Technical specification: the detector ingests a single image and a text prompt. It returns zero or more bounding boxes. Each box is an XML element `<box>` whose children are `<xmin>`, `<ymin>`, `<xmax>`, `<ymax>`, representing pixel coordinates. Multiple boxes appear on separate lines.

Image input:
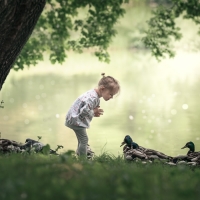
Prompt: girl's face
<box><xmin>100</xmin><ymin>87</ymin><xmax>118</xmax><ymax>101</ymax></box>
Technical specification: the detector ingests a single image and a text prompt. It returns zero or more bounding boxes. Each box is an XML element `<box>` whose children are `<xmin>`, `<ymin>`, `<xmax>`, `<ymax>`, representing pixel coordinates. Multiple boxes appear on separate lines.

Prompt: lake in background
<box><xmin>1</xmin><ymin>2</ymin><xmax>200</xmax><ymax>156</ymax></box>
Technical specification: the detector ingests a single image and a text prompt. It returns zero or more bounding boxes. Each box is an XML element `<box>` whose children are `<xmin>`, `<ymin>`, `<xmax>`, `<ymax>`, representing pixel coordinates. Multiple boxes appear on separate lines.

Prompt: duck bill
<box><xmin>181</xmin><ymin>145</ymin><xmax>187</xmax><ymax>149</ymax></box>
<box><xmin>120</xmin><ymin>142</ymin><xmax>125</xmax><ymax>147</ymax></box>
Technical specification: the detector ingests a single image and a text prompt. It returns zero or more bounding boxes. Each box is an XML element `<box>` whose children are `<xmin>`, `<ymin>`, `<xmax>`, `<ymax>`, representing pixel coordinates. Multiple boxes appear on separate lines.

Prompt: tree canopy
<box><xmin>15</xmin><ymin>0</ymin><xmax>200</xmax><ymax>70</ymax></box>
<box><xmin>143</xmin><ymin>0</ymin><xmax>200</xmax><ymax>61</ymax></box>
<box><xmin>14</xmin><ymin>0</ymin><xmax>127</xmax><ymax>71</ymax></box>
<box><xmin>1</xmin><ymin>0</ymin><xmax>200</xmax><ymax>87</ymax></box>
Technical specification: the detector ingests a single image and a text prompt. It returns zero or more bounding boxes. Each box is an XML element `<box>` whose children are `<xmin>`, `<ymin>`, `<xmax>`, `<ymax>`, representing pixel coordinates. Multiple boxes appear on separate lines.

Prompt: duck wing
<box><xmin>139</xmin><ymin>146</ymin><xmax>171</xmax><ymax>159</ymax></box>
<box><xmin>188</xmin><ymin>151</ymin><xmax>200</xmax><ymax>159</ymax></box>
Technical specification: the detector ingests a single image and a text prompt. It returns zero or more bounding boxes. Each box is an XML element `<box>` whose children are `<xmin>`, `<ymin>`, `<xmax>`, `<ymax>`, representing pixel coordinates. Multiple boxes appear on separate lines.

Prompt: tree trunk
<box><xmin>0</xmin><ymin>0</ymin><xmax>46</xmax><ymax>91</ymax></box>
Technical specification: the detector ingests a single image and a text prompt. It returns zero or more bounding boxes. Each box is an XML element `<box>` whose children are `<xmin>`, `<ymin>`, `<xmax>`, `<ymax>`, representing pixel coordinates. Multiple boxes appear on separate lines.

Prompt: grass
<box><xmin>0</xmin><ymin>152</ymin><xmax>200</xmax><ymax>200</ymax></box>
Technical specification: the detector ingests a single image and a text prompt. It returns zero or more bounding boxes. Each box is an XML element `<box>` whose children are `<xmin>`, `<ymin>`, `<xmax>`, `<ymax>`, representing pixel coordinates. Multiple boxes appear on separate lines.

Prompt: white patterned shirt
<box><xmin>66</xmin><ymin>89</ymin><xmax>100</xmax><ymax>128</ymax></box>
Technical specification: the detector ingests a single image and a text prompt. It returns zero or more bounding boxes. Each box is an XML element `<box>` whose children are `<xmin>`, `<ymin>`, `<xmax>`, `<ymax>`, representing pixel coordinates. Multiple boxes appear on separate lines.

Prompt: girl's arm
<box><xmin>79</xmin><ymin>98</ymin><xmax>95</xmax><ymax>119</ymax></box>
<box><xmin>93</xmin><ymin>106</ymin><xmax>104</xmax><ymax>117</ymax></box>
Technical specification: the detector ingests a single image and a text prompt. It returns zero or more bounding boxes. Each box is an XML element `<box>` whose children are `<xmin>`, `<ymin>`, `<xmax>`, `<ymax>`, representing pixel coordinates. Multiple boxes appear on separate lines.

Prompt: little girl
<box><xmin>65</xmin><ymin>73</ymin><xmax>120</xmax><ymax>157</ymax></box>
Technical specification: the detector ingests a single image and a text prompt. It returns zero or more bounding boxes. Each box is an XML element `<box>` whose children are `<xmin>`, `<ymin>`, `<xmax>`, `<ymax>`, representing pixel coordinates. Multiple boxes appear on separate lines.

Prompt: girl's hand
<box><xmin>94</xmin><ymin>106</ymin><xmax>104</xmax><ymax>117</ymax></box>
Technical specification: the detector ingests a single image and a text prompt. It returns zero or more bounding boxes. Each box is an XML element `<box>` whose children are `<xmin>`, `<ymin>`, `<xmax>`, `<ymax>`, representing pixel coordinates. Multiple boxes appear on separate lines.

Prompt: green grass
<box><xmin>0</xmin><ymin>152</ymin><xmax>200</xmax><ymax>200</ymax></box>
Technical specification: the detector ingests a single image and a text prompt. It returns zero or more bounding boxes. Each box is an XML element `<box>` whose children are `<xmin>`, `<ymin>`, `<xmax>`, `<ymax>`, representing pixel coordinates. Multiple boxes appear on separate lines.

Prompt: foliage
<box><xmin>14</xmin><ymin>0</ymin><xmax>127</xmax><ymax>70</ymax></box>
<box><xmin>143</xmin><ymin>0</ymin><xmax>200</xmax><ymax>60</ymax></box>
<box><xmin>0</xmin><ymin>152</ymin><xmax>200</xmax><ymax>199</ymax></box>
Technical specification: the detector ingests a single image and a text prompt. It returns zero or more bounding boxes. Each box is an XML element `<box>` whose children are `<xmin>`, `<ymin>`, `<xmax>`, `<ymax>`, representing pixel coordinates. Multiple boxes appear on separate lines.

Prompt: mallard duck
<box><xmin>173</xmin><ymin>141</ymin><xmax>200</xmax><ymax>164</ymax></box>
<box><xmin>181</xmin><ymin>141</ymin><xmax>200</xmax><ymax>157</ymax></box>
<box><xmin>20</xmin><ymin>138</ymin><xmax>44</xmax><ymax>152</ymax></box>
<box><xmin>120</xmin><ymin>135</ymin><xmax>147</xmax><ymax>160</ymax></box>
<box><xmin>120</xmin><ymin>135</ymin><xmax>172</xmax><ymax>161</ymax></box>
<box><xmin>21</xmin><ymin>138</ymin><xmax>59</xmax><ymax>155</ymax></box>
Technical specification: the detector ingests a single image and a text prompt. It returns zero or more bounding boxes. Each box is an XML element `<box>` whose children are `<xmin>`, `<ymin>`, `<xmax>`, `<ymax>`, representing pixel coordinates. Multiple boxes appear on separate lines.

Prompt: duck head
<box><xmin>120</xmin><ymin>135</ymin><xmax>139</xmax><ymax>149</ymax></box>
<box><xmin>181</xmin><ymin>141</ymin><xmax>195</xmax><ymax>153</ymax></box>
<box><xmin>120</xmin><ymin>135</ymin><xmax>133</xmax><ymax>147</ymax></box>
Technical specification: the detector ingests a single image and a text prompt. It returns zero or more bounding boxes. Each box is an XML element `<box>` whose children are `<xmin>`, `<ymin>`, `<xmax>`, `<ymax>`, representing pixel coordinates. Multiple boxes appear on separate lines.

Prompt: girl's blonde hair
<box><xmin>98</xmin><ymin>73</ymin><xmax>120</xmax><ymax>93</ymax></box>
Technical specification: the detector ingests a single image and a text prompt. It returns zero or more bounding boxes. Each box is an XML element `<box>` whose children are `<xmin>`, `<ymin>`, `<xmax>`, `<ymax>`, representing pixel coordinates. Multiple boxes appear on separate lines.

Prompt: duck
<box><xmin>181</xmin><ymin>141</ymin><xmax>200</xmax><ymax>157</ymax></box>
<box><xmin>120</xmin><ymin>135</ymin><xmax>147</xmax><ymax>160</ymax></box>
<box><xmin>20</xmin><ymin>138</ymin><xmax>44</xmax><ymax>152</ymax></box>
<box><xmin>21</xmin><ymin>138</ymin><xmax>59</xmax><ymax>155</ymax></box>
<box><xmin>120</xmin><ymin>135</ymin><xmax>172</xmax><ymax>161</ymax></box>
<box><xmin>173</xmin><ymin>141</ymin><xmax>200</xmax><ymax>164</ymax></box>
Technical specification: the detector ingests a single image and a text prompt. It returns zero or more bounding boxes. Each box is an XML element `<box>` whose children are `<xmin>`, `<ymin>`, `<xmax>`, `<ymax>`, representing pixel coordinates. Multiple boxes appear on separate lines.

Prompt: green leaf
<box><xmin>42</xmin><ymin>144</ymin><xmax>51</xmax><ymax>155</ymax></box>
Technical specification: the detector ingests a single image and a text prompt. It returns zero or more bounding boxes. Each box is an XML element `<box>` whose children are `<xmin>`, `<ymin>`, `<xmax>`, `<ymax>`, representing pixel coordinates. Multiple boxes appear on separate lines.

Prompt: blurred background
<box><xmin>1</xmin><ymin>1</ymin><xmax>200</xmax><ymax>156</ymax></box>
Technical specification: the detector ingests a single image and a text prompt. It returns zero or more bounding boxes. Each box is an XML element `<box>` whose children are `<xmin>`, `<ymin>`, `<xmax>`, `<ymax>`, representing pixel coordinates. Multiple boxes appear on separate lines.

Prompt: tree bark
<box><xmin>0</xmin><ymin>0</ymin><xmax>46</xmax><ymax>90</ymax></box>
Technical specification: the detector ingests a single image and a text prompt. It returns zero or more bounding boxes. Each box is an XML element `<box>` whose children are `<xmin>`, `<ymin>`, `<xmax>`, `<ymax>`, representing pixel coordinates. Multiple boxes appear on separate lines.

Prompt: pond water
<box><xmin>1</xmin><ymin>3</ymin><xmax>200</xmax><ymax>156</ymax></box>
